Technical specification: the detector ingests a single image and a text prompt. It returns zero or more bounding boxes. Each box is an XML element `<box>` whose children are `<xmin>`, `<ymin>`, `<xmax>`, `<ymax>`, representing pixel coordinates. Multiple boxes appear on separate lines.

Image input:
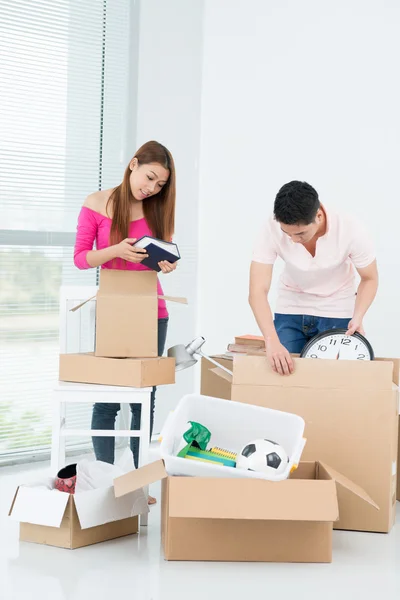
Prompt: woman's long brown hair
<box><xmin>107</xmin><ymin>141</ymin><xmax>176</xmax><ymax>245</ymax></box>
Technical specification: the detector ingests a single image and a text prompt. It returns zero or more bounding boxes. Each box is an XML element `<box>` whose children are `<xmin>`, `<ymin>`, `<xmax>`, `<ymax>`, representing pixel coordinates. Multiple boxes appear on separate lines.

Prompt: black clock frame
<box><xmin>300</xmin><ymin>328</ymin><xmax>374</xmax><ymax>360</ymax></box>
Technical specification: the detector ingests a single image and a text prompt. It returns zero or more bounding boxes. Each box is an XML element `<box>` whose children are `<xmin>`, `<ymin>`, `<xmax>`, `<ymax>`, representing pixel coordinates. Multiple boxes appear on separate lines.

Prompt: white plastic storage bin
<box><xmin>160</xmin><ymin>394</ymin><xmax>306</xmax><ymax>481</ymax></box>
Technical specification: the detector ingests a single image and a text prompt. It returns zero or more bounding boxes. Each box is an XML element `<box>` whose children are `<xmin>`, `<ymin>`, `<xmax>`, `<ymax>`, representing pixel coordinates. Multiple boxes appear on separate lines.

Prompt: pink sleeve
<box><xmin>252</xmin><ymin>218</ymin><xmax>277</xmax><ymax>264</ymax></box>
<box><xmin>74</xmin><ymin>208</ymin><xmax>97</xmax><ymax>269</ymax></box>
<box><xmin>349</xmin><ymin>223</ymin><xmax>375</xmax><ymax>269</ymax></box>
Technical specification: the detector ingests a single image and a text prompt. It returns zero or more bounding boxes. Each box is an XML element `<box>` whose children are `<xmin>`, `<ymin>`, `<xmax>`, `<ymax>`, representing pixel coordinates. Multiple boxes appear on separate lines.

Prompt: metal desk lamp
<box><xmin>167</xmin><ymin>336</ymin><xmax>233</xmax><ymax>376</ymax></box>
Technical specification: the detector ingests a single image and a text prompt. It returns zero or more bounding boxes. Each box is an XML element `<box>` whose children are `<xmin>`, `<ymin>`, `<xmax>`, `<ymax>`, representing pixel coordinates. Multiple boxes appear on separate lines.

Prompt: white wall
<box><xmin>198</xmin><ymin>0</ymin><xmax>400</xmax><ymax>358</ymax></box>
<box><xmin>135</xmin><ymin>0</ymin><xmax>204</xmax><ymax>431</ymax></box>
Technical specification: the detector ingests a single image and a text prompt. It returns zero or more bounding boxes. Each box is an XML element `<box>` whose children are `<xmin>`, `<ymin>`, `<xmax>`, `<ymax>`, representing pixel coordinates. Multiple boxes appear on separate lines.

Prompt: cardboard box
<box><xmin>208</xmin><ymin>356</ymin><xmax>398</xmax><ymax>533</ymax></box>
<box><xmin>114</xmin><ymin>459</ymin><xmax>377</xmax><ymax>563</ymax></box>
<box><xmin>59</xmin><ymin>353</ymin><xmax>175</xmax><ymax>387</ymax></box>
<box><xmin>9</xmin><ymin>482</ymin><xmax>147</xmax><ymax>549</ymax></box>
<box><xmin>72</xmin><ymin>270</ymin><xmax>187</xmax><ymax>358</ymax></box>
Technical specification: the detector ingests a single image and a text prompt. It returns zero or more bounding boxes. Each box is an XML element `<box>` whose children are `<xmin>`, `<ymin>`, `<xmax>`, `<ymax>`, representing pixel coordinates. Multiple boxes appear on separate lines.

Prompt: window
<box><xmin>0</xmin><ymin>0</ymin><xmax>133</xmax><ymax>463</ymax></box>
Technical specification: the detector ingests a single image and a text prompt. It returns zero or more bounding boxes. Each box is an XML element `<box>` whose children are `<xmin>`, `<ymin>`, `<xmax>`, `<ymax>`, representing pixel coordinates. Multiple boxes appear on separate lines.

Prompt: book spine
<box><xmin>227</xmin><ymin>344</ymin><xmax>266</xmax><ymax>355</ymax></box>
<box><xmin>234</xmin><ymin>337</ymin><xmax>265</xmax><ymax>348</ymax></box>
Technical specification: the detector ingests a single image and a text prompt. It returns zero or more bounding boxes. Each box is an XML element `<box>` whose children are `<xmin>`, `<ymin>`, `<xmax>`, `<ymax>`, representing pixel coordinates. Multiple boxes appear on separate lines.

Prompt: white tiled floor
<box><xmin>1</xmin><ymin>455</ymin><xmax>399</xmax><ymax>600</ymax></box>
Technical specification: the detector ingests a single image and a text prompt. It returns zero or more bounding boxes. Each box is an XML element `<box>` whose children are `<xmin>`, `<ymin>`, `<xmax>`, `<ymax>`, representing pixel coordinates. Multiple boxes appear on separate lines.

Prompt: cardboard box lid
<box><xmin>232</xmin><ymin>355</ymin><xmax>396</xmax><ymax>390</ymax></box>
<box><xmin>9</xmin><ymin>485</ymin><xmax>149</xmax><ymax>530</ymax></box>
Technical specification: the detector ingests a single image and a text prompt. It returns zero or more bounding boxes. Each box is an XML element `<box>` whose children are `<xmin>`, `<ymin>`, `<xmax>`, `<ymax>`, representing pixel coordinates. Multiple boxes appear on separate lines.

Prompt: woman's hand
<box><xmin>114</xmin><ymin>238</ymin><xmax>148</xmax><ymax>263</ymax></box>
<box><xmin>158</xmin><ymin>260</ymin><xmax>177</xmax><ymax>274</ymax></box>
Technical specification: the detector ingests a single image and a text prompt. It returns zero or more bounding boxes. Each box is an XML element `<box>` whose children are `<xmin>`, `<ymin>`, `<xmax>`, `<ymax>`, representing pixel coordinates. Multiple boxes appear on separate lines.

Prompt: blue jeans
<box><xmin>91</xmin><ymin>317</ymin><xmax>169</xmax><ymax>468</ymax></box>
<box><xmin>274</xmin><ymin>313</ymin><xmax>351</xmax><ymax>354</ymax></box>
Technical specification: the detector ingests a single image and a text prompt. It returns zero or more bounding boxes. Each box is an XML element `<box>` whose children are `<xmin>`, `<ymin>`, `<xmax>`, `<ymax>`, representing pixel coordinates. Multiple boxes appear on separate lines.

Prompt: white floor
<box><xmin>1</xmin><ymin>453</ymin><xmax>399</xmax><ymax>600</ymax></box>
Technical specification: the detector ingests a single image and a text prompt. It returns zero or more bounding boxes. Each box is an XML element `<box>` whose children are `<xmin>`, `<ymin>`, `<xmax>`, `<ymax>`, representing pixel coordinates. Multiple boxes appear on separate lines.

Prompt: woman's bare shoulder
<box><xmin>83</xmin><ymin>189</ymin><xmax>114</xmax><ymax>217</ymax></box>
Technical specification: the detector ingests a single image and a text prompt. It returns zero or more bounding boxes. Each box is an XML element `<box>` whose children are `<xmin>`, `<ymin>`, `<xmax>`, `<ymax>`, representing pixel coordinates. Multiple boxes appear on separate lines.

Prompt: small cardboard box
<box><xmin>206</xmin><ymin>355</ymin><xmax>399</xmax><ymax>533</ymax></box>
<box><xmin>114</xmin><ymin>460</ymin><xmax>377</xmax><ymax>563</ymax></box>
<box><xmin>72</xmin><ymin>270</ymin><xmax>187</xmax><ymax>358</ymax></box>
<box><xmin>9</xmin><ymin>481</ymin><xmax>147</xmax><ymax>549</ymax></box>
<box><xmin>59</xmin><ymin>353</ymin><xmax>175</xmax><ymax>387</ymax></box>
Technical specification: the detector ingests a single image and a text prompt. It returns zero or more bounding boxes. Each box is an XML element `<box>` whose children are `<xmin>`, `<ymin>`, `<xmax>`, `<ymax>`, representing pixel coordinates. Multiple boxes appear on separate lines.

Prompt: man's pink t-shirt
<box><xmin>74</xmin><ymin>207</ymin><xmax>168</xmax><ymax>318</ymax></box>
<box><xmin>252</xmin><ymin>207</ymin><xmax>375</xmax><ymax>319</ymax></box>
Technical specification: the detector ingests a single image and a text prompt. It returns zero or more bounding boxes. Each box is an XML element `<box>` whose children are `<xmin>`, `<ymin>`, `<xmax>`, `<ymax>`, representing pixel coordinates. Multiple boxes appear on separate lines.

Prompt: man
<box><xmin>249</xmin><ymin>181</ymin><xmax>378</xmax><ymax>375</ymax></box>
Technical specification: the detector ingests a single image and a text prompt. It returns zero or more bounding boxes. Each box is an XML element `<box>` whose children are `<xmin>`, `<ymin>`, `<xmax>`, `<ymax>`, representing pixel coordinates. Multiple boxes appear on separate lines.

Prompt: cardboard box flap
<box><xmin>70</xmin><ymin>295</ymin><xmax>96</xmax><ymax>312</ymax></box>
<box><xmin>168</xmin><ymin>477</ymin><xmax>339</xmax><ymax>522</ymax></box>
<box><xmin>210</xmin><ymin>366</ymin><xmax>233</xmax><ymax>383</ymax></box>
<box><xmin>232</xmin><ymin>355</ymin><xmax>394</xmax><ymax>390</ymax></box>
<box><xmin>114</xmin><ymin>460</ymin><xmax>167</xmax><ymax>498</ymax></box>
<box><xmin>74</xmin><ymin>486</ymin><xmax>148</xmax><ymax>529</ymax></box>
<box><xmin>318</xmin><ymin>463</ymin><xmax>379</xmax><ymax>510</ymax></box>
<box><xmin>99</xmin><ymin>269</ymin><xmax>157</xmax><ymax>296</ymax></box>
<box><xmin>158</xmin><ymin>295</ymin><xmax>188</xmax><ymax>304</ymax></box>
<box><xmin>9</xmin><ymin>486</ymin><xmax>69</xmax><ymax>528</ymax></box>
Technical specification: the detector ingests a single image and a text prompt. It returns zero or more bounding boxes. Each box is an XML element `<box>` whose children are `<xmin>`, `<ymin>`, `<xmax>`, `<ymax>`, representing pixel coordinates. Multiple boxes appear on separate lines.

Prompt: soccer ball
<box><xmin>236</xmin><ymin>439</ymin><xmax>289</xmax><ymax>477</ymax></box>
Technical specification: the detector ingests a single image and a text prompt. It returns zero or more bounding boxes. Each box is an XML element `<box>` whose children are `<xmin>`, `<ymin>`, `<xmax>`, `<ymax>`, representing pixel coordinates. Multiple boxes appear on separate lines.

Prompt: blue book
<box><xmin>134</xmin><ymin>236</ymin><xmax>181</xmax><ymax>272</ymax></box>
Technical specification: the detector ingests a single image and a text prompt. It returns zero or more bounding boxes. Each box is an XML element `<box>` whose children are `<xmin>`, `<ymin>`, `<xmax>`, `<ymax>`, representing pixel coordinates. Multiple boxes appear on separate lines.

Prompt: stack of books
<box><xmin>224</xmin><ymin>334</ymin><xmax>266</xmax><ymax>357</ymax></box>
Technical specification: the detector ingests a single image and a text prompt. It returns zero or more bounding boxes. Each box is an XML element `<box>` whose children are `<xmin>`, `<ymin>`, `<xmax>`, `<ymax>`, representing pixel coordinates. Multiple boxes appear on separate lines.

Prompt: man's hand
<box><xmin>266</xmin><ymin>337</ymin><xmax>294</xmax><ymax>375</ymax></box>
<box><xmin>347</xmin><ymin>261</ymin><xmax>378</xmax><ymax>336</ymax></box>
<box><xmin>346</xmin><ymin>317</ymin><xmax>365</xmax><ymax>336</ymax></box>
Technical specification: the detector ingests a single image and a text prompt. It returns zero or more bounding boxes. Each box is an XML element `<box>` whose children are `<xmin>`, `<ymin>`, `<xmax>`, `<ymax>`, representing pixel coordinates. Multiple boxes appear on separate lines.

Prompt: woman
<box><xmin>74</xmin><ymin>140</ymin><xmax>177</xmax><ymax>504</ymax></box>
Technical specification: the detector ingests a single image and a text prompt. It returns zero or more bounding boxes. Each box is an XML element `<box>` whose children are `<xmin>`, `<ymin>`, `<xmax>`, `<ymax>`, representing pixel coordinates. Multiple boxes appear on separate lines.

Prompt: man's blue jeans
<box><xmin>274</xmin><ymin>313</ymin><xmax>351</xmax><ymax>354</ymax></box>
<box><xmin>91</xmin><ymin>317</ymin><xmax>169</xmax><ymax>468</ymax></box>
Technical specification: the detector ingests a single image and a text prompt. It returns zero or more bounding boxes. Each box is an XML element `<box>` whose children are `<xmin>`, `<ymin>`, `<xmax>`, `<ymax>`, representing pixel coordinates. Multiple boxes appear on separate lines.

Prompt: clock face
<box><xmin>300</xmin><ymin>329</ymin><xmax>374</xmax><ymax>361</ymax></box>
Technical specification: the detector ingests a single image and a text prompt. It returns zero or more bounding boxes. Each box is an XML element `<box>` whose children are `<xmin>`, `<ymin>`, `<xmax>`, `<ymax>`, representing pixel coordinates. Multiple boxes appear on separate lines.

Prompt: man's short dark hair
<box><xmin>274</xmin><ymin>181</ymin><xmax>320</xmax><ymax>225</ymax></box>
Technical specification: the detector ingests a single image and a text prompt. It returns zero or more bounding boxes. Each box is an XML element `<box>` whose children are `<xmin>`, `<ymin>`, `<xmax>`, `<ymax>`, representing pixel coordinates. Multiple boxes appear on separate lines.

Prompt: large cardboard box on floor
<box><xmin>206</xmin><ymin>355</ymin><xmax>399</xmax><ymax>533</ymax></box>
<box><xmin>59</xmin><ymin>353</ymin><xmax>175</xmax><ymax>387</ymax></box>
<box><xmin>72</xmin><ymin>270</ymin><xmax>186</xmax><ymax>358</ymax></box>
<box><xmin>114</xmin><ymin>459</ymin><xmax>377</xmax><ymax>563</ymax></box>
<box><xmin>9</xmin><ymin>480</ymin><xmax>147</xmax><ymax>549</ymax></box>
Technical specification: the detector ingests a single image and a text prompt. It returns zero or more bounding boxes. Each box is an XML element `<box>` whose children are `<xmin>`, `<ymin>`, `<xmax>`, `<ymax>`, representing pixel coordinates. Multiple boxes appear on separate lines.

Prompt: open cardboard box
<box><xmin>71</xmin><ymin>270</ymin><xmax>187</xmax><ymax>358</ymax></box>
<box><xmin>59</xmin><ymin>353</ymin><xmax>175</xmax><ymax>387</ymax></box>
<box><xmin>9</xmin><ymin>479</ymin><xmax>148</xmax><ymax>549</ymax></box>
<box><xmin>113</xmin><ymin>459</ymin><xmax>378</xmax><ymax>563</ymax></box>
<box><xmin>201</xmin><ymin>354</ymin><xmax>399</xmax><ymax>533</ymax></box>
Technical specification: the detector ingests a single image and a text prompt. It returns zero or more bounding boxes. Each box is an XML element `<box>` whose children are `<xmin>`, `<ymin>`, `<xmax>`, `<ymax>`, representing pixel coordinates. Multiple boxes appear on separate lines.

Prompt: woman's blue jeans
<box><xmin>91</xmin><ymin>317</ymin><xmax>169</xmax><ymax>468</ymax></box>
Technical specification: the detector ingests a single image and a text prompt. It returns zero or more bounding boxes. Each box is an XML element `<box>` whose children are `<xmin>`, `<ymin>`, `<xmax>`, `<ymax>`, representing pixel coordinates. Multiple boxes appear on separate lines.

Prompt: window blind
<box><xmin>0</xmin><ymin>0</ymin><xmax>132</xmax><ymax>462</ymax></box>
